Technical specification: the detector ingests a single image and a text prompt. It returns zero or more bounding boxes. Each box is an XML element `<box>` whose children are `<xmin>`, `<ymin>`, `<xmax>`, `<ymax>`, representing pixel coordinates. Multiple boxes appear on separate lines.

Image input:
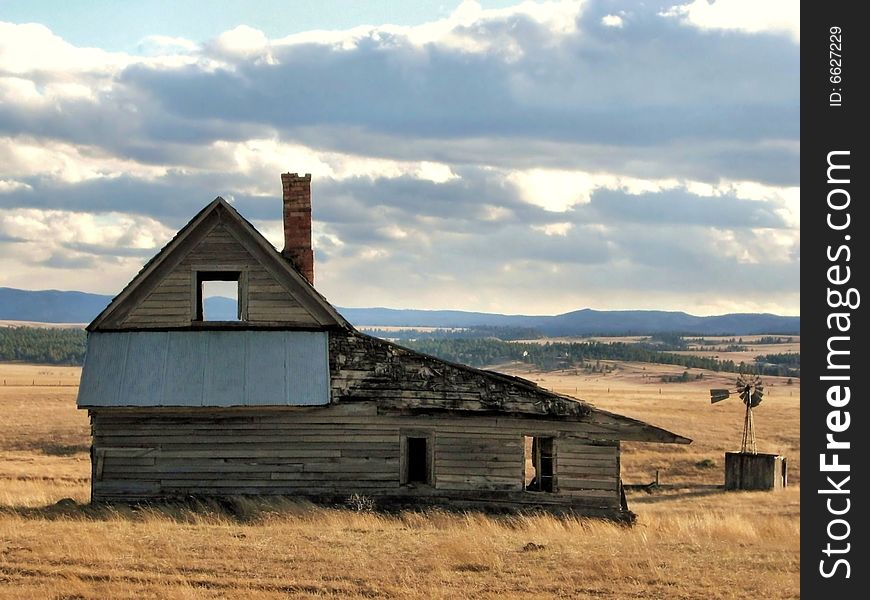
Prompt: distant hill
<box><xmin>202</xmin><ymin>297</ymin><xmax>241</xmax><ymax>321</ymax></box>
<box><xmin>339</xmin><ymin>307</ymin><xmax>800</xmax><ymax>336</ymax></box>
<box><xmin>0</xmin><ymin>287</ymin><xmax>799</xmax><ymax>335</ymax></box>
<box><xmin>0</xmin><ymin>287</ymin><xmax>112</xmax><ymax>324</ymax></box>
<box><xmin>0</xmin><ymin>288</ymin><xmax>240</xmax><ymax>324</ymax></box>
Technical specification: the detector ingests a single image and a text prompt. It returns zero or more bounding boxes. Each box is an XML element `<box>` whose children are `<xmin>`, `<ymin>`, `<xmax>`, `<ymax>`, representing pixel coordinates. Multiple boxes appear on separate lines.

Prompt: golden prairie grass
<box><xmin>0</xmin><ymin>362</ymin><xmax>800</xmax><ymax>599</ymax></box>
<box><xmin>527</xmin><ymin>364</ymin><xmax>800</xmax><ymax>486</ymax></box>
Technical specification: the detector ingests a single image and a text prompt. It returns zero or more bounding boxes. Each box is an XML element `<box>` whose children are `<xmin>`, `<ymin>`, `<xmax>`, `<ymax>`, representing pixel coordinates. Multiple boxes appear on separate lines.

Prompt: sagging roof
<box><xmin>331</xmin><ymin>330</ymin><xmax>692</xmax><ymax>444</ymax></box>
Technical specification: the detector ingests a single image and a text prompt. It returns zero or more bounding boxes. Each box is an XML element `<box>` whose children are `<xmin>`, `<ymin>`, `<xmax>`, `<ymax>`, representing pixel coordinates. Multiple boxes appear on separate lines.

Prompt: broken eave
<box><xmin>331</xmin><ymin>331</ymin><xmax>691</xmax><ymax>444</ymax></box>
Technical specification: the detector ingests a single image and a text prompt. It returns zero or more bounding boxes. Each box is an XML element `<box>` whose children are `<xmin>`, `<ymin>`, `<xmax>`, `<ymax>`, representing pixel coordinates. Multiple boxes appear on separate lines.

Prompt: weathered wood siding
<box><xmin>90</xmin><ymin>403</ymin><xmax>623</xmax><ymax>512</ymax></box>
<box><xmin>121</xmin><ymin>223</ymin><xmax>320</xmax><ymax>328</ymax></box>
<box><xmin>329</xmin><ymin>330</ymin><xmax>590</xmax><ymax>420</ymax></box>
<box><xmin>556</xmin><ymin>437</ymin><xmax>620</xmax><ymax>497</ymax></box>
<box><xmin>724</xmin><ymin>452</ymin><xmax>787</xmax><ymax>491</ymax></box>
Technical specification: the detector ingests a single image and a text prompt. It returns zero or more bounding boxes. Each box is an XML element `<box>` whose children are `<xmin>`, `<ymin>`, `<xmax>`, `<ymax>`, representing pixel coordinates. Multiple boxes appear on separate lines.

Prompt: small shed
<box><xmin>724</xmin><ymin>452</ymin><xmax>787</xmax><ymax>491</ymax></box>
<box><xmin>76</xmin><ymin>173</ymin><xmax>691</xmax><ymax>519</ymax></box>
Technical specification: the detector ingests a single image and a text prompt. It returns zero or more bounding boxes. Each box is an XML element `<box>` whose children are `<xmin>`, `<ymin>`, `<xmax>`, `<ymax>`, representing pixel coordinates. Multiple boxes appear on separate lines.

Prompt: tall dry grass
<box><xmin>529</xmin><ymin>366</ymin><xmax>800</xmax><ymax>486</ymax></box>
<box><xmin>0</xmin><ymin>362</ymin><xmax>800</xmax><ymax>599</ymax></box>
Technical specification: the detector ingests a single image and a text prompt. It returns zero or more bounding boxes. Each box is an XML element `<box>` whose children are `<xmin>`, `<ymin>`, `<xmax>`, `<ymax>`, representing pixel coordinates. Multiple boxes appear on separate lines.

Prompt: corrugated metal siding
<box><xmin>77</xmin><ymin>331</ymin><xmax>329</xmax><ymax>407</ymax></box>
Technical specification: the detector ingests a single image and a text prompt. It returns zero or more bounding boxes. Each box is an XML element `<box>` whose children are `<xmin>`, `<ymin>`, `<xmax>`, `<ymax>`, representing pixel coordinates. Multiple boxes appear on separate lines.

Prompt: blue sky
<box><xmin>0</xmin><ymin>1</ymin><xmax>799</xmax><ymax>315</ymax></box>
<box><xmin>1</xmin><ymin>1</ymin><xmax>518</xmax><ymax>51</ymax></box>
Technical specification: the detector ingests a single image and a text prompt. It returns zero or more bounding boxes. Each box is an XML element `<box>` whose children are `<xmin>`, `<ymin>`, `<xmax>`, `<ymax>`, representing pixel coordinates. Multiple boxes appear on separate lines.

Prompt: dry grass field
<box><xmin>0</xmin><ymin>358</ymin><xmax>799</xmax><ymax>599</ymax></box>
<box><xmin>513</xmin><ymin>335</ymin><xmax>801</xmax><ymax>367</ymax></box>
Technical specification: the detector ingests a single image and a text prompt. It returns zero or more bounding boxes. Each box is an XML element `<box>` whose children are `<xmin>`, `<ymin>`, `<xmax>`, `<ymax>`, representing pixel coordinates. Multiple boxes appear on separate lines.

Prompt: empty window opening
<box><xmin>524</xmin><ymin>436</ymin><xmax>554</xmax><ymax>492</ymax></box>
<box><xmin>406</xmin><ymin>437</ymin><xmax>430</xmax><ymax>484</ymax></box>
<box><xmin>197</xmin><ymin>272</ymin><xmax>241</xmax><ymax>321</ymax></box>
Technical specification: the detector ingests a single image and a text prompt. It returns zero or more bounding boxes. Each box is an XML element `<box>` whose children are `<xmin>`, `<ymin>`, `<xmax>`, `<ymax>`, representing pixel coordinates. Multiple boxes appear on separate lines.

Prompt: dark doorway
<box><xmin>524</xmin><ymin>436</ymin><xmax>554</xmax><ymax>492</ymax></box>
<box><xmin>406</xmin><ymin>437</ymin><xmax>429</xmax><ymax>484</ymax></box>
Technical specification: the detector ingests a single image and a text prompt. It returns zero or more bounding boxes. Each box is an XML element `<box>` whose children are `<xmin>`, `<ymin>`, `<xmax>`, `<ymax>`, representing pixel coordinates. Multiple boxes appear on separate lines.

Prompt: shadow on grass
<box><xmin>3</xmin><ymin>441</ymin><xmax>90</xmax><ymax>456</ymax></box>
<box><xmin>627</xmin><ymin>484</ymin><xmax>728</xmax><ymax>504</ymax></box>
<box><xmin>0</xmin><ymin>496</ymin><xmax>325</xmax><ymax>524</ymax></box>
<box><xmin>38</xmin><ymin>443</ymin><xmax>90</xmax><ymax>456</ymax></box>
<box><xmin>2</xmin><ymin>495</ymin><xmax>637</xmax><ymax>526</ymax></box>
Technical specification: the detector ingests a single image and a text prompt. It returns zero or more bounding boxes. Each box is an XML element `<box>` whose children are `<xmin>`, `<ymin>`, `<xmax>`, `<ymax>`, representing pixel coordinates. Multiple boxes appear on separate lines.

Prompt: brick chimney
<box><xmin>281</xmin><ymin>172</ymin><xmax>314</xmax><ymax>285</ymax></box>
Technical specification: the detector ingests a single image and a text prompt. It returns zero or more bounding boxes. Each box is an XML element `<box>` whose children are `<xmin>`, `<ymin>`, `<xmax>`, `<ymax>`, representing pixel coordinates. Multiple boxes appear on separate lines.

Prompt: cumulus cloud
<box><xmin>0</xmin><ymin>1</ymin><xmax>799</xmax><ymax>315</ymax></box>
<box><xmin>137</xmin><ymin>35</ymin><xmax>200</xmax><ymax>56</ymax></box>
<box><xmin>206</xmin><ymin>25</ymin><xmax>273</xmax><ymax>62</ymax></box>
<box><xmin>1</xmin><ymin>0</ymin><xmax>798</xmax><ymax>183</ymax></box>
<box><xmin>0</xmin><ymin>22</ymin><xmax>129</xmax><ymax>74</ymax></box>
<box><xmin>662</xmin><ymin>0</ymin><xmax>800</xmax><ymax>42</ymax></box>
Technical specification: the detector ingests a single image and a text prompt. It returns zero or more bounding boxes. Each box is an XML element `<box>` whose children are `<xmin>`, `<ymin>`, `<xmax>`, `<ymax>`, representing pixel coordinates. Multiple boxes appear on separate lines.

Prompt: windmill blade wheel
<box><xmin>710</xmin><ymin>376</ymin><xmax>763</xmax><ymax>454</ymax></box>
<box><xmin>710</xmin><ymin>389</ymin><xmax>731</xmax><ymax>403</ymax></box>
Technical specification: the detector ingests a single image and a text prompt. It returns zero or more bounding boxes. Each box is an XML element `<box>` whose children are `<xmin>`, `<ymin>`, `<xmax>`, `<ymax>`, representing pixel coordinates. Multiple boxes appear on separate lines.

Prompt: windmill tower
<box><xmin>710</xmin><ymin>375</ymin><xmax>787</xmax><ymax>491</ymax></box>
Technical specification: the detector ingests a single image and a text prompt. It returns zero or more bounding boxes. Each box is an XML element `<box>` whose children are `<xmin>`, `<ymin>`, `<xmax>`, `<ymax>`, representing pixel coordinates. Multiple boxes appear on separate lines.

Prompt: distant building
<box><xmin>77</xmin><ymin>173</ymin><xmax>690</xmax><ymax>519</ymax></box>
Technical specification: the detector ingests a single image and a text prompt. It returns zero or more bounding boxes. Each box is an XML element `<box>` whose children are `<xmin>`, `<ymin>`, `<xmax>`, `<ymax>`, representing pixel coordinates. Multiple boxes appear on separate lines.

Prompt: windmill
<box><xmin>710</xmin><ymin>374</ymin><xmax>764</xmax><ymax>454</ymax></box>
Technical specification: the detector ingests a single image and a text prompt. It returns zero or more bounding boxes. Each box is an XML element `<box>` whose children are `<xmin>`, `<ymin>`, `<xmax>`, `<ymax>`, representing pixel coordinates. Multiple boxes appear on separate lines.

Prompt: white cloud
<box><xmin>0</xmin><ymin>208</ymin><xmax>178</xmax><ymax>292</ymax></box>
<box><xmin>506</xmin><ymin>169</ymin><xmax>597</xmax><ymax>211</ymax></box>
<box><xmin>481</xmin><ymin>205</ymin><xmax>514</xmax><ymax>221</ymax></box>
<box><xmin>0</xmin><ymin>137</ymin><xmax>168</xmax><ymax>183</ymax></box>
<box><xmin>0</xmin><ymin>179</ymin><xmax>31</xmax><ymax>193</ymax></box>
<box><xmin>712</xmin><ymin>226</ymin><xmax>798</xmax><ymax>265</ymax></box>
<box><xmin>138</xmin><ymin>35</ymin><xmax>200</xmax><ymax>55</ymax></box>
<box><xmin>663</xmin><ymin>0</ymin><xmax>800</xmax><ymax>42</ymax></box>
<box><xmin>601</xmin><ymin>14</ymin><xmax>624</xmax><ymax>27</ymax></box>
<box><xmin>0</xmin><ymin>20</ymin><xmax>208</xmax><ymax>85</ymax></box>
<box><xmin>414</xmin><ymin>162</ymin><xmax>458</xmax><ymax>184</ymax></box>
<box><xmin>533</xmin><ymin>222</ymin><xmax>574</xmax><ymax>236</ymax></box>
<box><xmin>209</xmin><ymin>25</ymin><xmax>273</xmax><ymax>62</ymax></box>
<box><xmin>507</xmin><ymin>168</ymin><xmax>685</xmax><ymax>212</ymax></box>
<box><xmin>272</xmin><ymin>0</ymin><xmax>584</xmax><ymax>55</ymax></box>
<box><xmin>0</xmin><ymin>21</ymin><xmax>132</xmax><ymax>74</ymax></box>
<box><xmin>377</xmin><ymin>225</ymin><xmax>412</xmax><ymax>240</ymax></box>
<box><xmin>213</xmin><ymin>138</ymin><xmax>458</xmax><ymax>191</ymax></box>
<box><xmin>683</xmin><ymin>179</ymin><xmax>800</xmax><ymax>228</ymax></box>
<box><xmin>0</xmin><ymin>208</ymin><xmax>174</xmax><ymax>250</ymax></box>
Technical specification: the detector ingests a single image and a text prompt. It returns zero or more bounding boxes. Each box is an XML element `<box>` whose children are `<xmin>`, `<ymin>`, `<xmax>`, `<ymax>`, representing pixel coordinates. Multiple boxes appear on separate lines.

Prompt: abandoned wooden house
<box><xmin>76</xmin><ymin>173</ymin><xmax>691</xmax><ymax>519</ymax></box>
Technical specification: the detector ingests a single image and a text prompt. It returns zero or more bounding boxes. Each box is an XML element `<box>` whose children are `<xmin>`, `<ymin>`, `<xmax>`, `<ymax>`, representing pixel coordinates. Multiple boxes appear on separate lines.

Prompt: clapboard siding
<box><xmin>90</xmin><ymin>403</ymin><xmax>623</xmax><ymax>511</ymax></box>
<box><xmin>120</xmin><ymin>223</ymin><xmax>321</xmax><ymax>327</ymax></box>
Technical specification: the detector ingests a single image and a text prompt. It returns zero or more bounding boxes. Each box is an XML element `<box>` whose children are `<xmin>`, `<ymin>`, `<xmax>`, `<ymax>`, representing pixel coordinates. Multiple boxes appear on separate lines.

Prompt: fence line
<box><xmin>2</xmin><ymin>380</ymin><xmax>79</xmax><ymax>387</ymax></box>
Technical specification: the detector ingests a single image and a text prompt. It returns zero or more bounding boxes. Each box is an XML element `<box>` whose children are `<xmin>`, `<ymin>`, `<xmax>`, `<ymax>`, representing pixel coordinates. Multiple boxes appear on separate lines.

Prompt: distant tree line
<box><xmin>660</xmin><ymin>371</ymin><xmax>705</xmax><ymax>383</ymax></box>
<box><xmin>400</xmin><ymin>338</ymin><xmax>800</xmax><ymax>378</ymax></box>
<box><xmin>755</xmin><ymin>352</ymin><xmax>800</xmax><ymax>367</ymax></box>
<box><xmin>0</xmin><ymin>325</ymin><xmax>800</xmax><ymax>378</ymax></box>
<box><xmin>647</xmin><ymin>332</ymin><xmax>688</xmax><ymax>349</ymax></box>
<box><xmin>362</xmin><ymin>326</ymin><xmax>544</xmax><ymax>341</ymax></box>
<box><xmin>0</xmin><ymin>327</ymin><xmax>86</xmax><ymax>365</ymax></box>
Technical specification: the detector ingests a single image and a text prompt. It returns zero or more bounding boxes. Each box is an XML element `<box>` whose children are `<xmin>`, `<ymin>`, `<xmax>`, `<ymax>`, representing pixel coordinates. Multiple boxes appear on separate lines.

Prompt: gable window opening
<box><xmin>524</xmin><ymin>436</ymin><xmax>555</xmax><ymax>492</ymax></box>
<box><xmin>197</xmin><ymin>272</ymin><xmax>241</xmax><ymax>321</ymax></box>
<box><xmin>404</xmin><ymin>436</ymin><xmax>431</xmax><ymax>485</ymax></box>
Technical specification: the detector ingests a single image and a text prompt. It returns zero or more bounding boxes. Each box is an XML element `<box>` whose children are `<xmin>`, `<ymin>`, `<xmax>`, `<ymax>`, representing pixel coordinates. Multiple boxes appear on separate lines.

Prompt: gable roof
<box><xmin>88</xmin><ymin>198</ymin><xmax>349</xmax><ymax>331</ymax></box>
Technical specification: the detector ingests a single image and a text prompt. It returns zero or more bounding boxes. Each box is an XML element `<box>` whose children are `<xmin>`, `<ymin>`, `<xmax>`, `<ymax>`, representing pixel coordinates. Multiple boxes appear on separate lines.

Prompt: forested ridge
<box><xmin>400</xmin><ymin>338</ymin><xmax>800</xmax><ymax>377</ymax></box>
<box><xmin>0</xmin><ymin>327</ymin><xmax>86</xmax><ymax>365</ymax></box>
<box><xmin>0</xmin><ymin>326</ymin><xmax>799</xmax><ymax>377</ymax></box>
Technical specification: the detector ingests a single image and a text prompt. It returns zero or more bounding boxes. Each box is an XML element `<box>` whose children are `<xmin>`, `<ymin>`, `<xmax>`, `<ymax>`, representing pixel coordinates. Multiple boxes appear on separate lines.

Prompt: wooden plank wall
<box><xmin>90</xmin><ymin>403</ymin><xmax>622</xmax><ymax>511</ymax></box>
<box><xmin>121</xmin><ymin>223</ymin><xmax>319</xmax><ymax>328</ymax></box>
